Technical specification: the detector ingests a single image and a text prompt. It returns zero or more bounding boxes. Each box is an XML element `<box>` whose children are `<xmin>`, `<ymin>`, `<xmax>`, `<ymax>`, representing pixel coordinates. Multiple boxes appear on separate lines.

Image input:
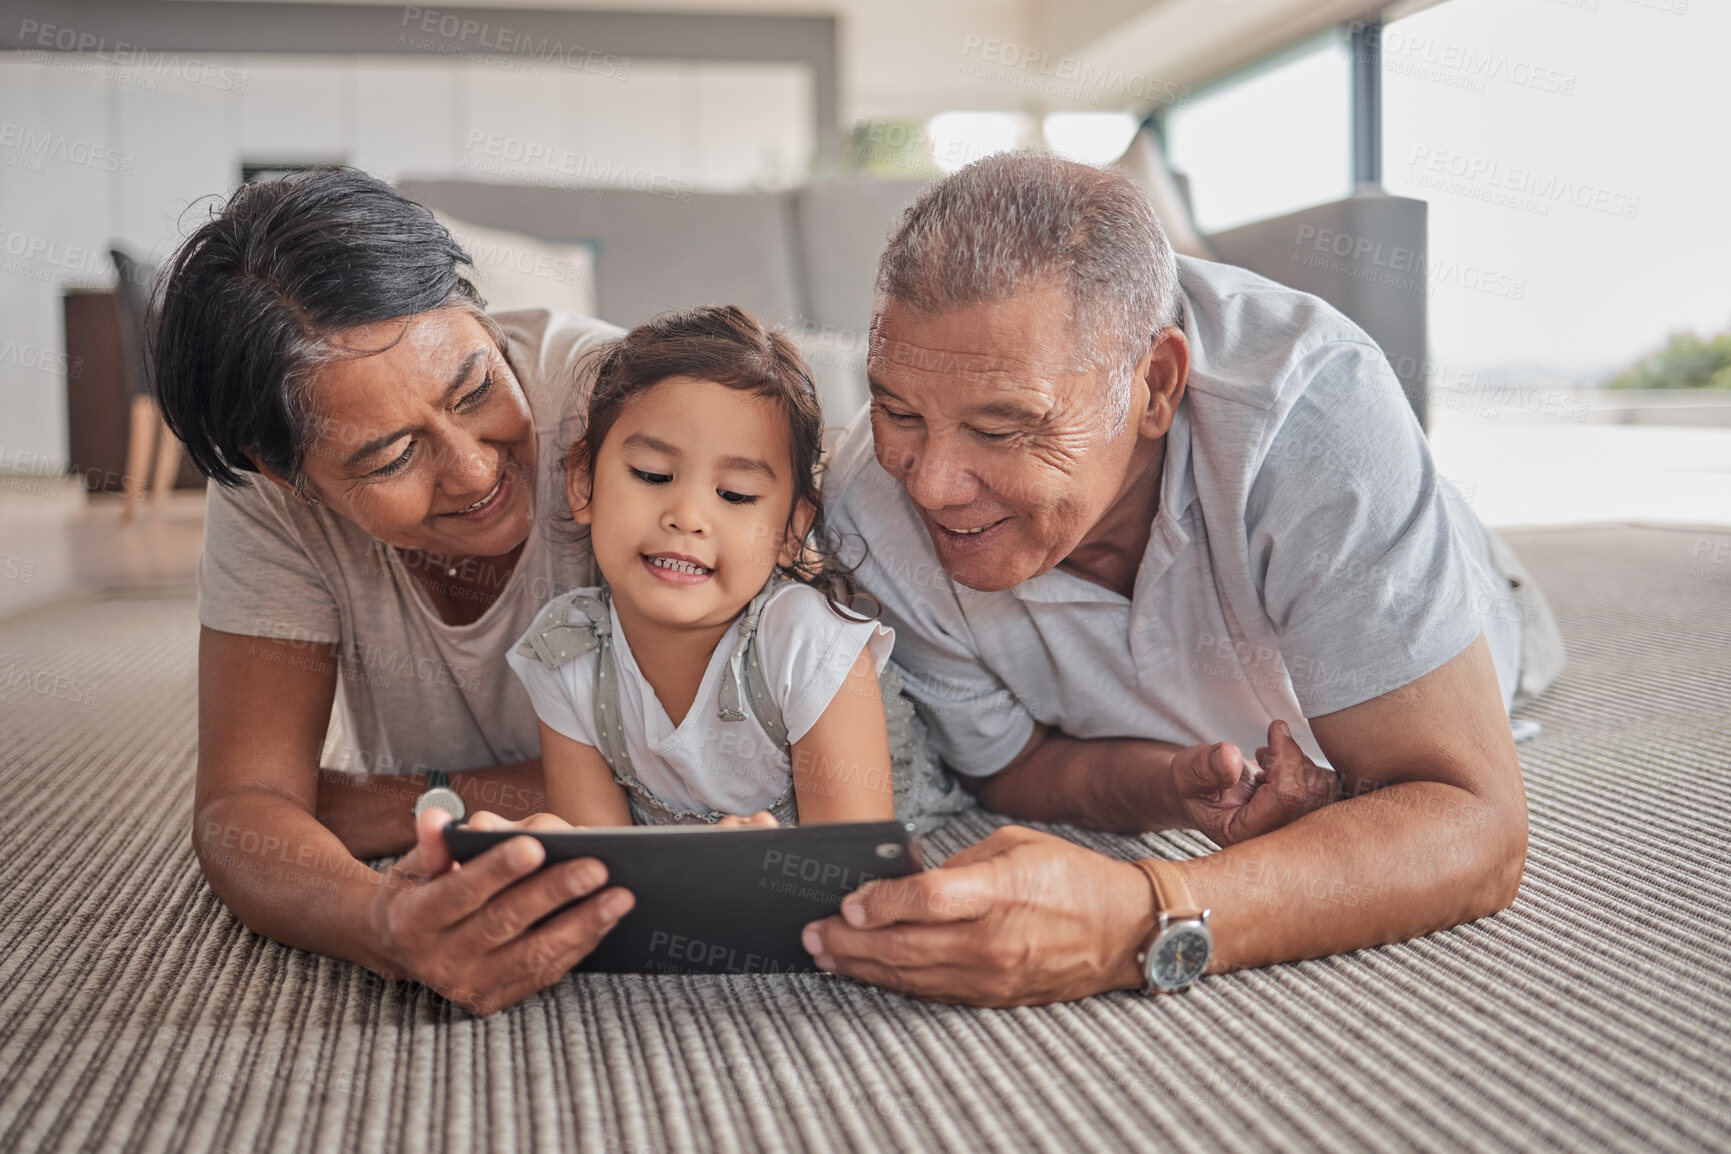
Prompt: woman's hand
<box><xmin>714</xmin><ymin>811</ymin><xmax>779</xmax><ymax>829</ymax></box>
<box><xmin>365</xmin><ymin>808</ymin><xmax>634</xmax><ymax>1015</ymax></box>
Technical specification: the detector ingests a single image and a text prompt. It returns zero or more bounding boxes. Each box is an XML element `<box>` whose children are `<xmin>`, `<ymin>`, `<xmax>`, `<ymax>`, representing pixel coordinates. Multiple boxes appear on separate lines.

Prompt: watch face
<box><xmin>415</xmin><ymin>787</ymin><xmax>466</xmax><ymax>821</ymax></box>
<box><xmin>1150</xmin><ymin>924</ymin><xmax>1212</xmax><ymax>990</ymax></box>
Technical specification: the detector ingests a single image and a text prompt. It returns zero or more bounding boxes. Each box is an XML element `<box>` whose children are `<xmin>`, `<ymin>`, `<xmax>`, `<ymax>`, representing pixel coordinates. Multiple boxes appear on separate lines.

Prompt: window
<box><xmin>1162</xmin><ymin>34</ymin><xmax>1353</xmax><ymax>233</ymax></box>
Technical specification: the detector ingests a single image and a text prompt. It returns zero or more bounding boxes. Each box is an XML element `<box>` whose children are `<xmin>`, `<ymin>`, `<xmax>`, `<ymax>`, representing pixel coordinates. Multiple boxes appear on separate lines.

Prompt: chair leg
<box><xmin>149</xmin><ymin>408</ymin><xmax>180</xmax><ymax>508</ymax></box>
<box><xmin>121</xmin><ymin>394</ymin><xmax>157</xmax><ymax>524</ymax></box>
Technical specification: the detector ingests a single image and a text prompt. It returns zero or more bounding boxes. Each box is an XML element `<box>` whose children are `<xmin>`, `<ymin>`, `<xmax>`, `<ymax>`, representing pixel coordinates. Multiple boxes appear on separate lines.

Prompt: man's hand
<box><xmin>1173</xmin><ymin>720</ymin><xmax>1339</xmax><ymax>846</ymax></box>
<box><xmin>800</xmin><ymin>826</ymin><xmax>1154</xmax><ymax>1007</ymax></box>
<box><xmin>365</xmin><ymin>808</ymin><xmax>634</xmax><ymax>1016</ymax></box>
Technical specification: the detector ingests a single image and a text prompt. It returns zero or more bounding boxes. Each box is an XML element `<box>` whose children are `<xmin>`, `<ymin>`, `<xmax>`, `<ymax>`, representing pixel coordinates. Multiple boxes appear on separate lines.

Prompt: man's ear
<box><xmin>776</xmin><ymin>498</ymin><xmax>819</xmax><ymax>568</ymax></box>
<box><xmin>1135</xmin><ymin>327</ymin><xmax>1189</xmax><ymax>439</ymax></box>
<box><xmin>566</xmin><ymin>457</ymin><xmax>594</xmax><ymax>526</ymax></box>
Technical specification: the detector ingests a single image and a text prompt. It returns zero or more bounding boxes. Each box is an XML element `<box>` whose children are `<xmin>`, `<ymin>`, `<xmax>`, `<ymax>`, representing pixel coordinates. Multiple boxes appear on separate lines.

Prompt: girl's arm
<box><xmin>789</xmin><ymin>648</ymin><xmax>896</xmax><ymax>824</ymax></box>
<box><xmin>538</xmin><ymin>720</ymin><xmax>634</xmax><ymax>826</ymax></box>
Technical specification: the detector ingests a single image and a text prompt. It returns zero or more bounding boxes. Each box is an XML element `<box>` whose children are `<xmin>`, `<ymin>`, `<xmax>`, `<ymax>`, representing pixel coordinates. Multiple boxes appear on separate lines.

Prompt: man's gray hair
<box><xmin>874</xmin><ymin>152</ymin><xmax>1181</xmax><ymax>429</ymax></box>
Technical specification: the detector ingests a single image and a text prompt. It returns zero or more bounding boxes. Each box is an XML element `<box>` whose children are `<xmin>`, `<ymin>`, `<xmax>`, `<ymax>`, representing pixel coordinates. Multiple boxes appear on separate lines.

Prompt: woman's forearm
<box><xmin>316</xmin><ymin>759</ymin><xmax>547</xmax><ymax>859</ymax></box>
<box><xmin>194</xmin><ymin>788</ymin><xmax>400</xmax><ymax>976</ymax></box>
<box><xmin>969</xmin><ymin>728</ymin><xmax>1188</xmax><ymax>833</ymax></box>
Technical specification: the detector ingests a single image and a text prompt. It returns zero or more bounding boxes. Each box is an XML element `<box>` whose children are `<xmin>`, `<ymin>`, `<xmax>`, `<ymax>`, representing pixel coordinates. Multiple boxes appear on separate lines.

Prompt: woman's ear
<box><xmin>776</xmin><ymin>498</ymin><xmax>819</xmax><ymax>568</ymax></box>
<box><xmin>566</xmin><ymin>456</ymin><xmax>594</xmax><ymax>525</ymax></box>
<box><xmin>252</xmin><ymin>458</ymin><xmax>317</xmax><ymax>504</ymax></box>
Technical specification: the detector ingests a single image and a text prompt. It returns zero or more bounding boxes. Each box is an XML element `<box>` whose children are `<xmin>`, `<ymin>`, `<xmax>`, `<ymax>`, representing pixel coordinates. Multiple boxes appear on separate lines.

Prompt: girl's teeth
<box><xmin>650</xmin><ymin>557</ymin><xmax>709</xmax><ymax>575</ymax></box>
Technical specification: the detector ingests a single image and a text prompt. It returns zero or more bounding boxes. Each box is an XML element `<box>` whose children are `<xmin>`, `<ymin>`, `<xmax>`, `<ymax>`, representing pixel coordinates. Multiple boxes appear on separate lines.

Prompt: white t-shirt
<box><xmin>824</xmin><ymin>255</ymin><xmax>1524</xmax><ymax>776</ymax></box>
<box><xmin>506</xmin><ymin>582</ymin><xmax>895</xmax><ymax>816</ymax></box>
<box><xmin>196</xmin><ymin>309</ymin><xmax>623</xmax><ymax>776</ymax></box>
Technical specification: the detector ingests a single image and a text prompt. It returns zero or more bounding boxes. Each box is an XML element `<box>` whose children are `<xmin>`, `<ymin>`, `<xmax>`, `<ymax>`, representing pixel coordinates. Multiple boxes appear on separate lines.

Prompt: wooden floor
<box><xmin>0</xmin><ymin>479</ymin><xmax>204</xmax><ymax>623</ymax></box>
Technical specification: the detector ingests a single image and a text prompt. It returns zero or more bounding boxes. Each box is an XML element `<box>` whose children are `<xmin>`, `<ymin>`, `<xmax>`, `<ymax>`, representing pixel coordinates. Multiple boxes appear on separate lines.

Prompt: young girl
<box><xmin>507</xmin><ymin>306</ymin><xmax>915</xmax><ymax>826</ymax></box>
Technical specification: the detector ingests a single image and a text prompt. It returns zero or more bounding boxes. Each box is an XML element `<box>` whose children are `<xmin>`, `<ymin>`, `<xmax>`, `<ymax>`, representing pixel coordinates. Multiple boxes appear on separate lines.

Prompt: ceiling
<box><xmin>159</xmin><ymin>0</ymin><xmax>1433</xmax><ymax>119</ymax></box>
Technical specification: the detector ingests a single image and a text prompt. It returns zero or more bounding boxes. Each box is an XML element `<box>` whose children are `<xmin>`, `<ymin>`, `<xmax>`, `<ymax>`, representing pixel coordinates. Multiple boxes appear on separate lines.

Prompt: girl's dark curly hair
<box><xmin>568</xmin><ymin>305</ymin><xmax>868</xmax><ymax>619</ymax></box>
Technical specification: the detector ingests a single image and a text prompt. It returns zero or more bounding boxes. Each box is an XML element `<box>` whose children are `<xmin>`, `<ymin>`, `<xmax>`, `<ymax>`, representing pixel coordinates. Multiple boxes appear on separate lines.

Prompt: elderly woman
<box><xmin>157</xmin><ymin>168</ymin><xmax>629</xmax><ymax>1015</ymax></box>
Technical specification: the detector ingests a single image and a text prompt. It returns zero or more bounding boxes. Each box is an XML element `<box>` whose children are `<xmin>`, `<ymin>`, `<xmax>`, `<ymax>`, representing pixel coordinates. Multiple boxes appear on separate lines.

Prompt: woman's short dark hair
<box><xmin>569</xmin><ymin>305</ymin><xmax>869</xmax><ymax>619</ymax></box>
<box><xmin>151</xmin><ymin>166</ymin><xmax>489</xmax><ymax>488</ymax></box>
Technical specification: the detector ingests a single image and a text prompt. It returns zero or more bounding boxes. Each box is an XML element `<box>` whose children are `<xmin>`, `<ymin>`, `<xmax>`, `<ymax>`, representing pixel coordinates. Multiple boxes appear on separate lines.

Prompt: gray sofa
<box><xmin>400</xmin><ymin>176</ymin><xmax>915</xmax><ymax>424</ymax></box>
<box><xmin>400</xmin><ymin>177</ymin><xmax>1428</xmax><ymax>426</ymax></box>
<box><xmin>1209</xmin><ymin>191</ymin><xmax>1429</xmax><ymax>424</ymax></box>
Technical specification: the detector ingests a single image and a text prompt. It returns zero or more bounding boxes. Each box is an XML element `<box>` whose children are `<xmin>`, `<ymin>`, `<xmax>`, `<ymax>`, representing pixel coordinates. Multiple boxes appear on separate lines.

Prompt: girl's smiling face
<box><xmin>572</xmin><ymin>375</ymin><xmax>814</xmax><ymax>632</ymax></box>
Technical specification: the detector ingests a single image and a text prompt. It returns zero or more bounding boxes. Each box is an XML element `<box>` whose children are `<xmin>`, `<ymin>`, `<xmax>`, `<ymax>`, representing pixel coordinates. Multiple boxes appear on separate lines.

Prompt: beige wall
<box><xmin>0</xmin><ymin>50</ymin><xmax>814</xmax><ymax>470</ymax></box>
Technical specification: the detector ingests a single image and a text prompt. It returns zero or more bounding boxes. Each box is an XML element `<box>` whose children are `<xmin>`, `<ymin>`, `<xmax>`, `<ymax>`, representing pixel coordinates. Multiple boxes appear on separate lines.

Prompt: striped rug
<box><xmin>1</xmin><ymin>524</ymin><xmax>1727</xmax><ymax>1152</ymax></box>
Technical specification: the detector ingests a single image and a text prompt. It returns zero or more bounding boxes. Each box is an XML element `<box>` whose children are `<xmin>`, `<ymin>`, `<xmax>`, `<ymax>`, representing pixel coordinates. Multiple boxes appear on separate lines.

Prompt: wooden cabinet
<box><xmin>62</xmin><ymin>290</ymin><xmax>128</xmax><ymax>493</ymax></box>
<box><xmin>61</xmin><ymin>289</ymin><xmax>202</xmax><ymax>492</ymax></box>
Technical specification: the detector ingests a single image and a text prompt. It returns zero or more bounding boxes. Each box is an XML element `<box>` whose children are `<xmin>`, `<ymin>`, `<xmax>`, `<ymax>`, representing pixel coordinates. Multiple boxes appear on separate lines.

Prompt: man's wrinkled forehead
<box><xmin>867</xmin><ymin>335</ymin><xmax>1064</xmax><ymax>389</ymax></box>
<box><xmin>866</xmin><ymin>297</ymin><xmax>1091</xmax><ymax>388</ymax></box>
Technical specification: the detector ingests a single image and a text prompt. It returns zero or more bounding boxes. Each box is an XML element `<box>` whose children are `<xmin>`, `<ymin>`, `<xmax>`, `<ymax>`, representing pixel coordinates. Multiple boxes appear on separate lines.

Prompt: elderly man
<box><xmin>802</xmin><ymin>153</ymin><xmax>1561</xmax><ymax>1006</ymax></box>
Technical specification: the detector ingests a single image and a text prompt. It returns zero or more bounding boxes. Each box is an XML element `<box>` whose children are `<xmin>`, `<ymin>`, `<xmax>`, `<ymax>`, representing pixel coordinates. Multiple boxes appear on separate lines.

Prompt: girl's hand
<box><xmin>465</xmin><ymin>809</ymin><xmax>579</xmax><ymax>835</ymax></box>
<box><xmin>715</xmin><ymin>810</ymin><xmax>779</xmax><ymax>829</ymax></box>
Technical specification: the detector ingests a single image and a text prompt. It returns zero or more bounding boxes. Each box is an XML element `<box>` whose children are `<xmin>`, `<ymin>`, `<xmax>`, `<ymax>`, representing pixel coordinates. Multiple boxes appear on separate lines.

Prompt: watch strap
<box><xmin>1133</xmin><ymin>858</ymin><xmax>1202</xmax><ymax>922</ymax></box>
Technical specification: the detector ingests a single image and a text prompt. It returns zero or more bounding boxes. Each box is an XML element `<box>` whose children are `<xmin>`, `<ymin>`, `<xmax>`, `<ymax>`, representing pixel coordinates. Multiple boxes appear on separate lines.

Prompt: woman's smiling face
<box><xmin>573</xmin><ymin>375</ymin><xmax>813</xmax><ymax>632</ymax></box>
<box><xmin>289</xmin><ymin>308</ymin><xmax>537</xmax><ymax>559</ymax></box>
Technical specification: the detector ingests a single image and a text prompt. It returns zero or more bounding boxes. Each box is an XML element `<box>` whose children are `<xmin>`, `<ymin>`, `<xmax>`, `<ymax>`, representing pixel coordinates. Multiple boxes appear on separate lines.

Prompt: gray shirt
<box><xmin>825</xmin><ymin>256</ymin><xmax>1522</xmax><ymax>775</ymax></box>
<box><xmin>196</xmin><ymin>309</ymin><xmax>622</xmax><ymax>776</ymax></box>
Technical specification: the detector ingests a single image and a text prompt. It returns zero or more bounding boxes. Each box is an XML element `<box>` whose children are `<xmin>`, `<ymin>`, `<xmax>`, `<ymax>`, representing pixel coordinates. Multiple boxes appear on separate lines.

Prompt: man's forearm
<box><xmin>970</xmin><ymin>729</ymin><xmax>1187</xmax><ymax>833</ymax></box>
<box><xmin>317</xmin><ymin>759</ymin><xmax>547</xmax><ymax>860</ymax></box>
<box><xmin>1181</xmin><ymin>780</ymin><xmax>1526</xmax><ymax>973</ymax></box>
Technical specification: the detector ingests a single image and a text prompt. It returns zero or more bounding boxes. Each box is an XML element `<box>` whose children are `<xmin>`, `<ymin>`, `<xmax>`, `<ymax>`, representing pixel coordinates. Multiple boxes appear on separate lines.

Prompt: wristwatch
<box><xmin>413</xmin><ymin>770</ymin><xmax>466</xmax><ymax>822</ymax></box>
<box><xmin>1132</xmin><ymin>858</ymin><xmax>1212</xmax><ymax>994</ymax></box>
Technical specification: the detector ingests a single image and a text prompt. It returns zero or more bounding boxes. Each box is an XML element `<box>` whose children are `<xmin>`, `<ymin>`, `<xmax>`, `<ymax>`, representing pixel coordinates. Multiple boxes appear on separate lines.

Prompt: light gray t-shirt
<box><xmin>825</xmin><ymin>256</ymin><xmax>1523</xmax><ymax>775</ymax></box>
<box><xmin>506</xmin><ymin>582</ymin><xmax>894</xmax><ymax>816</ymax></box>
<box><xmin>197</xmin><ymin>309</ymin><xmax>622</xmax><ymax>776</ymax></box>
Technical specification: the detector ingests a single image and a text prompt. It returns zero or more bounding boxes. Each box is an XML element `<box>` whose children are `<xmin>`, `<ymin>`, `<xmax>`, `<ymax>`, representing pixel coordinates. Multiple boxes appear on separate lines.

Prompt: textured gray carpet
<box><xmin>2</xmin><ymin>525</ymin><xmax>1728</xmax><ymax>1153</ymax></box>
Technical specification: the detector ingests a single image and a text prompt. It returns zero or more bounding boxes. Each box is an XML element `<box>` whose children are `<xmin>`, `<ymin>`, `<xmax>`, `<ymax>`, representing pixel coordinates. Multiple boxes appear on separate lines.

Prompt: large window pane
<box><xmin>1163</xmin><ymin>35</ymin><xmax>1352</xmax><ymax>234</ymax></box>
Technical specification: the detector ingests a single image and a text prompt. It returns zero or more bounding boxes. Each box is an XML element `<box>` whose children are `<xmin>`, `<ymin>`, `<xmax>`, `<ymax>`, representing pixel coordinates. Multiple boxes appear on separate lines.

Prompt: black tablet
<box><xmin>443</xmin><ymin>821</ymin><xmax>927</xmax><ymax>975</ymax></box>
